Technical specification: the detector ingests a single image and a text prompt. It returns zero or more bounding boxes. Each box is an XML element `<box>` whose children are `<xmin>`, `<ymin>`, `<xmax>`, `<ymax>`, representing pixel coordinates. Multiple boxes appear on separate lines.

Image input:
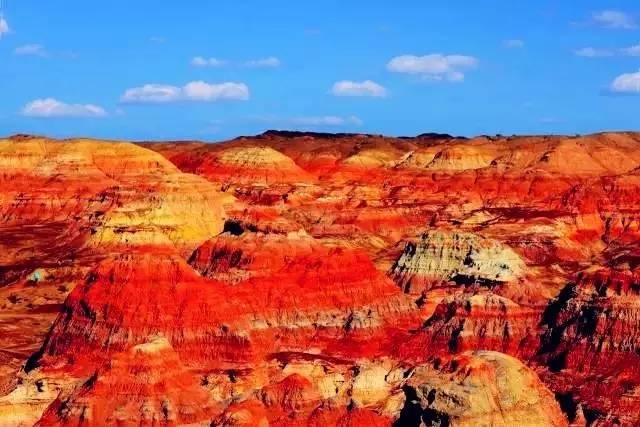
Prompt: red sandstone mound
<box><xmin>537</xmin><ymin>266</ymin><xmax>640</xmax><ymax>425</ymax></box>
<box><xmin>188</xmin><ymin>228</ymin><xmax>419</xmax><ymax>358</ymax></box>
<box><xmin>397</xmin><ymin>351</ymin><xmax>568</xmax><ymax>427</ymax></box>
<box><xmin>36</xmin><ymin>336</ymin><xmax>216</xmax><ymax>426</ymax></box>
<box><xmin>396</xmin><ymin>292</ymin><xmax>540</xmax><ymax>361</ymax></box>
<box><xmin>0</xmin><ymin>136</ymin><xmax>232</xmax><ymax>411</ymax></box>
<box><xmin>18</xmin><ymin>234</ymin><xmax>415</xmax><ymax>425</ymax></box>
<box><xmin>30</xmin><ymin>228</ymin><xmax>416</xmax><ymax>378</ymax></box>
<box><xmin>143</xmin><ymin>141</ymin><xmax>314</xmax><ymax>186</ymax></box>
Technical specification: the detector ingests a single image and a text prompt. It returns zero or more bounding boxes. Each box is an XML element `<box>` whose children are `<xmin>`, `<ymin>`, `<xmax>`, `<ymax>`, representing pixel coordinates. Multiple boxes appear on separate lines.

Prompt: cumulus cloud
<box><xmin>387</xmin><ymin>54</ymin><xmax>478</xmax><ymax>82</ymax></box>
<box><xmin>244</xmin><ymin>57</ymin><xmax>281</xmax><ymax>68</ymax></box>
<box><xmin>191</xmin><ymin>56</ymin><xmax>227</xmax><ymax>67</ymax></box>
<box><xmin>22</xmin><ymin>98</ymin><xmax>107</xmax><ymax>118</ymax></box>
<box><xmin>504</xmin><ymin>39</ymin><xmax>524</xmax><ymax>48</ymax></box>
<box><xmin>14</xmin><ymin>44</ymin><xmax>49</xmax><ymax>57</ymax></box>
<box><xmin>183</xmin><ymin>81</ymin><xmax>249</xmax><ymax>101</ymax></box>
<box><xmin>121</xmin><ymin>84</ymin><xmax>181</xmax><ymax>103</ymax></box>
<box><xmin>121</xmin><ymin>81</ymin><xmax>250</xmax><ymax>103</ymax></box>
<box><xmin>330</xmin><ymin>80</ymin><xmax>387</xmax><ymax>97</ymax></box>
<box><xmin>0</xmin><ymin>17</ymin><xmax>9</xmax><ymax>38</ymax></box>
<box><xmin>592</xmin><ymin>10</ymin><xmax>637</xmax><ymax>29</ymax></box>
<box><xmin>609</xmin><ymin>70</ymin><xmax>640</xmax><ymax>94</ymax></box>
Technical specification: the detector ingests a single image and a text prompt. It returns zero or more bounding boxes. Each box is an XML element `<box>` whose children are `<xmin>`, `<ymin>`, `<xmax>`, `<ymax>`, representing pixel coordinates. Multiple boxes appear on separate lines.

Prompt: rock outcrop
<box><xmin>537</xmin><ymin>267</ymin><xmax>640</xmax><ymax>425</ymax></box>
<box><xmin>390</xmin><ymin>230</ymin><xmax>526</xmax><ymax>294</ymax></box>
<box><xmin>396</xmin><ymin>292</ymin><xmax>540</xmax><ymax>361</ymax></box>
<box><xmin>397</xmin><ymin>351</ymin><xmax>568</xmax><ymax>427</ymax></box>
<box><xmin>36</xmin><ymin>336</ymin><xmax>216</xmax><ymax>426</ymax></box>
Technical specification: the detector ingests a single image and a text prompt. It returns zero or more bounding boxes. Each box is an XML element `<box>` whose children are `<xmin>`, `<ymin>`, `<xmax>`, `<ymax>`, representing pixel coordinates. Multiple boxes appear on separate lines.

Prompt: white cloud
<box><xmin>22</xmin><ymin>98</ymin><xmax>107</xmax><ymax>118</ymax></box>
<box><xmin>149</xmin><ymin>36</ymin><xmax>166</xmax><ymax>43</ymax></box>
<box><xmin>121</xmin><ymin>84</ymin><xmax>181</xmax><ymax>103</ymax></box>
<box><xmin>610</xmin><ymin>70</ymin><xmax>640</xmax><ymax>94</ymax></box>
<box><xmin>330</xmin><ymin>80</ymin><xmax>387</xmax><ymax>97</ymax></box>
<box><xmin>183</xmin><ymin>81</ymin><xmax>249</xmax><ymax>101</ymax></box>
<box><xmin>592</xmin><ymin>10</ymin><xmax>637</xmax><ymax>29</ymax></box>
<box><xmin>387</xmin><ymin>54</ymin><xmax>478</xmax><ymax>82</ymax></box>
<box><xmin>0</xmin><ymin>17</ymin><xmax>9</xmax><ymax>38</ymax></box>
<box><xmin>504</xmin><ymin>39</ymin><xmax>524</xmax><ymax>48</ymax></box>
<box><xmin>574</xmin><ymin>47</ymin><xmax>615</xmax><ymax>57</ymax></box>
<box><xmin>191</xmin><ymin>56</ymin><xmax>227</xmax><ymax>67</ymax></box>
<box><xmin>14</xmin><ymin>44</ymin><xmax>49</xmax><ymax>57</ymax></box>
<box><xmin>121</xmin><ymin>81</ymin><xmax>249</xmax><ymax>103</ymax></box>
<box><xmin>244</xmin><ymin>57</ymin><xmax>281</xmax><ymax>68</ymax></box>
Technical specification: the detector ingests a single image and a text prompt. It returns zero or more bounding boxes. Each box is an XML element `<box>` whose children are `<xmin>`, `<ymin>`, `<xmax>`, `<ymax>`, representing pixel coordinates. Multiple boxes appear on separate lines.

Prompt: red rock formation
<box><xmin>0</xmin><ymin>136</ymin><xmax>232</xmax><ymax>421</ymax></box>
<box><xmin>537</xmin><ymin>266</ymin><xmax>640</xmax><ymax>425</ymax></box>
<box><xmin>36</xmin><ymin>337</ymin><xmax>217</xmax><ymax>426</ymax></box>
<box><xmin>397</xmin><ymin>351</ymin><xmax>568</xmax><ymax>427</ymax></box>
<box><xmin>3</xmin><ymin>131</ymin><xmax>640</xmax><ymax>425</ymax></box>
<box><xmin>396</xmin><ymin>292</ymin><xmax>540</xmax><ymax>361</ymax></box>
<box><xmin>12</xmin><ymin>226</ymin><xmax>417</xmax><ymax>424</ymax></box>
<box><xmin>389</xmin><ymin>230</ymin><xmax>526</xmax><ymax>294</ymax></box>
<box><xmin>32</xmin><ymin>227</ymin><xmax>413</xmax><ymax>370</ymax></box>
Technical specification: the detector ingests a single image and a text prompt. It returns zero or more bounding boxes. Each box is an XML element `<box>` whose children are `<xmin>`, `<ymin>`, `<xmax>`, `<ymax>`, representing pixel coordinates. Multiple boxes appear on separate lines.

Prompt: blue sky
<box><xmin>0</xmin><ymin>0</ymin><xmax>639</xmax><ymax>141</ymax></box>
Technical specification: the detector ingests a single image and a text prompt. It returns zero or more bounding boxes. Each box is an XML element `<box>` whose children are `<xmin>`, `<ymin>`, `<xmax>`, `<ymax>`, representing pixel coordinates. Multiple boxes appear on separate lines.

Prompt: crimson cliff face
<box><xmin>1</xmin><ymin>131</ymin><xmax>640</xmax><ymax>426</ymax></box>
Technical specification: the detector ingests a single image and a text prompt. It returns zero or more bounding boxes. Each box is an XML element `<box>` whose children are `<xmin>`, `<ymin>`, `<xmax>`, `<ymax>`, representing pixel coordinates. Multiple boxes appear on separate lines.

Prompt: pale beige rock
<box><xmin>351</xmin><ymin>362</ymin><xmax>394</xmax><ymax>407</ymax></box>
<box><xmin>0</xmin><ymin>373</ymin><xmax>78</xmax><ymax>427</ymax></box>
<box><xmin>391</xmin><ymin>230</ymin><xmax>525</xmax><ymax>292</ymax></box>
<box><xmin>407</xmin><ymin>351</ymin><xmax>568</xmax><ymax>427</ymax></box>
<box><xmin>427</xmin><ymin>145</ymin><xmax>498</xmax><ymax>171</ymax></box>
<box><xmin>217</xmin><ymin>146</ymin><xmax>299</xmax><ymax>169</ymax></box>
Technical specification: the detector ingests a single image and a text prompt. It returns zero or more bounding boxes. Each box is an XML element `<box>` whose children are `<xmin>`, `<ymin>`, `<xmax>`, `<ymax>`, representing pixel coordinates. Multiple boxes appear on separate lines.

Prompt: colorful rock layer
<box><xmin>2</xmin><ymin>131</ymin><xmax>640</xmax><ymax>426</ymax></box>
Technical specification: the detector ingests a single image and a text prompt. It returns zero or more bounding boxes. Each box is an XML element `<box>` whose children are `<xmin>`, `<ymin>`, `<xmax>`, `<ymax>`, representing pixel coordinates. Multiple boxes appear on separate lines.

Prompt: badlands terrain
<box><xmin>0</xmin><ymin>130</ymin><xmax>640</xmax><ymax>426</ymax></box>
